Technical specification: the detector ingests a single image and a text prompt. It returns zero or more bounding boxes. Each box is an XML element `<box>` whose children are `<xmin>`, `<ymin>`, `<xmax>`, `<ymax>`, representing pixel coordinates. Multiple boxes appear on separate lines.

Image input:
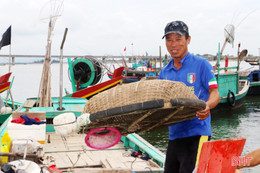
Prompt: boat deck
<box><xmin>43</xmin><ymin>133</ymin><xmax>163</xmax><ymax>173</ymax></box>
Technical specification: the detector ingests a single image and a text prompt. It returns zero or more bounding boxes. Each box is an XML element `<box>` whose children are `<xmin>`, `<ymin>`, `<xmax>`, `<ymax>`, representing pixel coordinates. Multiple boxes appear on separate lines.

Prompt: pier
<box><xmin>0</xmin><ymin>54</ymin><xmax>161</xmax><ymax>62</ymax></box>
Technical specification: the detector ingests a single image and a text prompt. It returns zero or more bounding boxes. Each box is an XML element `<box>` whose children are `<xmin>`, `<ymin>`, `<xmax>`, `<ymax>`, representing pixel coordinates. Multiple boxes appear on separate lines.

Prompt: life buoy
<box><xmin>227</xmin><ymin>90</ymin><xmax>235</xmax><ymax>106</ymax></box>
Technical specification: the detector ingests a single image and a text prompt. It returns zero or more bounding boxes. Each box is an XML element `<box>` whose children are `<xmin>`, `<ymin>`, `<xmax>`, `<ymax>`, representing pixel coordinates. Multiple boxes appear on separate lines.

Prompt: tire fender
<box><xmin>227</xmin><ymin>90</ymin><xmax>235</xmax><ymax>106</ymax></box>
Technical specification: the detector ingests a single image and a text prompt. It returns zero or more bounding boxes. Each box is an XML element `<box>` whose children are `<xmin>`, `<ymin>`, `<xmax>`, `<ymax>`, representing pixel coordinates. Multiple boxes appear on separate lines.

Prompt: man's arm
<box><xmin>238</xmin><ymin>148</ymin><xmax>260</xmax><ymax>169</ymax></box>
<box><xmin>196</xmin><ymin>87</ymin><xmax>220</xmax><ymax>120</ymax></box>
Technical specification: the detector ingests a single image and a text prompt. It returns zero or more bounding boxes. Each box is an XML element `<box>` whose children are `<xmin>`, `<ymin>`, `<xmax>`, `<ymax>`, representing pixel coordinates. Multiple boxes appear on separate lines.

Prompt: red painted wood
<box><xmin>71</xmin><ymin>76</ymin><xmax>123</xmax><ymax>98</ymax></box>
<box><xmin>112</xmin><ymin>67</ymin><xmax>124</xmax><ymax>78</ymax></box>
<box><xmin>0</xmin><ymin>82</ymin><xmax>11</xmax><ymax>93</ymax></box>
<box><xmin>197</xmin><ymin>142</ymin><xmax>213</xmax><ymax>172</ymax></box>
<box><xmin>221</xmin><ymin>138</ymin><xmax>246</xmax><ymax>173</ymax></box>
<box><xmin>197</xmin><ymin>137</ymin><xmax>246</xmax><ymax>173</ymax></box>
<box><xmin>206</xmin><ymin>141</ymin><xmax>228</xmax><ymax>173</ymax></box>
<box><xmin>0</xmin><ymin>72</ymin><xmax>11</xmax><ymax>84</ymax></box>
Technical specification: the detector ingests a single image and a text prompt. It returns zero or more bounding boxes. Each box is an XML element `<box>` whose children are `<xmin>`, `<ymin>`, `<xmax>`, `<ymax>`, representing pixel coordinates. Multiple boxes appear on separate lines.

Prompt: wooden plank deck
<box><xmin>43</xmin><ymin>132</ymin><xmax>162</xmax><ymax>173</ymax></box>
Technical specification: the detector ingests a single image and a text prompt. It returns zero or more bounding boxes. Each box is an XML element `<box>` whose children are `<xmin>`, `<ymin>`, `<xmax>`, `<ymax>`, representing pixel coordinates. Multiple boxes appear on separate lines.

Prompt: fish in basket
<box><xmin>78</xmin><ymin>80</ymin><xmax>206</xmax><ymax>135</ymax></box>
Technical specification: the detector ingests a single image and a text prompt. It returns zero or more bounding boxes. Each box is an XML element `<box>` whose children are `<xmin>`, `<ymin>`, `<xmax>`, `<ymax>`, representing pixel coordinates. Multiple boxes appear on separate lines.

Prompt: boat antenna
<box><xmin>236</xmin><ymin>9</ymin><xmax>256</xmax><ymax>29</ymax></box>
<box><xmin>58</xmin><ymin>28</ymin><xmax>68</xmax><ymax>110</ymax></box>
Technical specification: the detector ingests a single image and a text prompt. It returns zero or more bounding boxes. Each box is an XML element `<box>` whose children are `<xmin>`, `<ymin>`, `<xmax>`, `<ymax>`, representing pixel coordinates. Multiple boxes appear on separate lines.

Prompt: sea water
<box><xmin>1</xmin><ymin>61</ymin><xmax>260</xmax><ymax>172</ymax></box>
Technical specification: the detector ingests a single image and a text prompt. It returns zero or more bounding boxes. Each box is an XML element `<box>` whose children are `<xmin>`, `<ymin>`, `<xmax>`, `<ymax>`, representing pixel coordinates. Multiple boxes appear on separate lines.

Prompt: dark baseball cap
<box><xmin>162</xmin><ymin>21</ymin><xmax>189</xmax><ymax>39</ymax></box>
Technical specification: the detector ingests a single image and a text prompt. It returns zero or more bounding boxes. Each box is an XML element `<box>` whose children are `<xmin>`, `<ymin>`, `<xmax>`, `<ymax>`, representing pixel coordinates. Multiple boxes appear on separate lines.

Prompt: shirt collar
<box><xmin>166</xmin><ymin>52</ymin><xmax>191</xmax><ymax>71</ymax></box>
<box><xmin>179</xmin><ymin>52</ymin><xmax>190</xmax><ymax>64</ymax></box>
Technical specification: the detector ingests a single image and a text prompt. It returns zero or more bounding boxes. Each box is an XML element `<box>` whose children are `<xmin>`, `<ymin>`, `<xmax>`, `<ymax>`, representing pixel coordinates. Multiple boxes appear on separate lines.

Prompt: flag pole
<box><xmin>5</xmin><ymin>44</ymin><xmax>12</xmax><ymax>104</ymax></box>
<box><xmin>9</xmin><ymin>44</ymin><xmax>11</xmax><ymax>72</ymax></box>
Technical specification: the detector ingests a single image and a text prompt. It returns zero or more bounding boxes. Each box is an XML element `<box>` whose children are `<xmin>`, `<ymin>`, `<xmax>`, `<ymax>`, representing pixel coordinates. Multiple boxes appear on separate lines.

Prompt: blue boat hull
<box><xmin>247</xmin><ymin>70</ymin><xmax>260</xmax><ymax>95</ymax></box>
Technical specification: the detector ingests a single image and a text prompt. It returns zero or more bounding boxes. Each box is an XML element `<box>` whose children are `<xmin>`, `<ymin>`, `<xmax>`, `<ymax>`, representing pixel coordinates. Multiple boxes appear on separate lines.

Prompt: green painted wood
<box><xmin>0</xmin><ymin>116</ymin><xmax>11</xmax><ymax>146</ymax></box>
<box><xmin>72</xmin><ymin>58</ymin><xmax>95</xmax><ymax>88</ymax></box>
<box><xmin>68</xmin><ymin>58</ymin><xmax>77</xmax><ymax>93</ymax></box>
<box><xmin>0</xmin><ymin>113</ymin><xmax>11</xmax><ymax>124</ymax></box>
<box><xmin>2</xmin><ymin>98</ymin><xmax>22</xmax><ymax>110</ymax></box>
<box><xmin>219</xmin><ymin>66</ymin><xmax>238</xmax><ymax>70</ymax></box>
<box><xmin>216</xmin><ymin>73</ymin><xmax>239</xmax><ymax>98</ymax></box>
<box><xmin>126</xmin><ymin>133</ymin><xmax>165</xmax><ymax>167</ymax></box>
<box><xmin>46</xmin><ymin>124</ymin><xmax>55</xmax><ymax>132</ymax></box>
<box><xmin>250</xmin><ymin>82</ymin><xmax>260</xmax><ymax>87</ymax></box>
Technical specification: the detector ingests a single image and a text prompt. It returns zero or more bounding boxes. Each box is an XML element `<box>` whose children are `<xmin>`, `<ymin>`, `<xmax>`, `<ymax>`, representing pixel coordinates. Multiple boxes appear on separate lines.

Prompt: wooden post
<box><xmin>258</xmin><ymin>48</ymin><xmax>260</xmax><ymax>70</ymax></box>
<box><xmin>159</xmin><ymin>46</ymin><xmax>162</xmax><ymax>70</ymax></box>
<box><xmin>237</xmin><ymin>43</ymin><xmax>240</xmax><ymax>72</ymax></box>
<box><xmin>8</xmin><ymin>89</ymin><xmax>15</xmax><ymax>111</ymax></box>
<box><xmin>12</xmin><ymin>57</ymin><xmax>15</xmax><ymax>65</ymax></box>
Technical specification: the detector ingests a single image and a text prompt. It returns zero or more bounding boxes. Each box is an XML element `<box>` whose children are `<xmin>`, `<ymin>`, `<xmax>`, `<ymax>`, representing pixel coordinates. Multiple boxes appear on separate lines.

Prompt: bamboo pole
<box><xmin>8</xmin><ymin>89</ymin><xmax>15</xmax><ymax>111</ymax></box>
<box><xmin>38</xmin><ymin>20</ymin><xmax>53</xmax><ymax>107</ymax></box>
<box><xmin>37</xmin><ymin>1</ymin><xmax>63</xmax><ymax>107</ymax></box>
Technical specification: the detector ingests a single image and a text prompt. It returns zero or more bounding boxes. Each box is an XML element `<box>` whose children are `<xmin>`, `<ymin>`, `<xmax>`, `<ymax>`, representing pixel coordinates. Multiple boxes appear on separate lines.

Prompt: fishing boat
<box><xmin>245</xmin><ymin>58</ymin><xmax>259</xmax><ymax>66</ymax></box>
<box><xmin>0</xmin><ymin>99</ymin><xmax>14</xmax><ymax>125</ymax></box>
<box><xmin>0</xmin><ymin>72</ymin><xmax>11</xmax><ymax>92</ymax></box>
<box><xmin>236</xmin><ymin>57</ymin><xmax>260</xmax><ymax>95</ymax></box>
<box><xmin>212</xmin><ymin>25</ymin><xmax>249</xmax><ymax>113</ymax></box>
<box><xmin>0</xmin><ymin>72</ymin><xmax>18</xmax><ymax>125</ymax></box>
<box><xmin>212</xmin><ymin>71</ymin><xmax>249</xmax><ymax>112</ymax></box>
<box><xmin>0</xmin><ymin>97</ymin><xmax>165</xmax><ymax>172</ymax></box>
<box><xmin>248</xmin><ymin>61</ymin><xmax>259</xmax><ymax>66</ymax></box>
<box><xmin>107</xmin><ymin>56</ymin><xmax>158</xmax><ymax>83</ymax></box>
<box><xmin>67</xmin><ymin>57</ymin><xmax>124</xmax><ymax>99</ymax></box>
<box><xmin>0</xmin><ymin>13</ymin><xmax>165</xmax><ymax>172</ymax></box>
<box><xmin>238</xmin><ymin>58</ymin><xmax>260</xmax><ymax>95</ymax></box>
<box><xmin>245</xmin><ymin>58</ymin><xmax>259</xmax><ymax>63</ymax></box>
<box><xmin>108</xmin><ymin>67</ymin><xmax>158</xmax><ymax>83</ymax></box>
<box><xmin>246</xmin><ymin>69</ymin><xmax>260</xmax><ymax>95</ymax></box>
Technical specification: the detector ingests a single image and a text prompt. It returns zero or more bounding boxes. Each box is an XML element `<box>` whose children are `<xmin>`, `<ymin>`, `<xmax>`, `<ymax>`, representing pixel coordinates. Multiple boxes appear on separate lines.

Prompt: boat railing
<box><xmin>218</xmin><ymin>66</ymin><xmax>238</xmax><ymax>71</ymax></box>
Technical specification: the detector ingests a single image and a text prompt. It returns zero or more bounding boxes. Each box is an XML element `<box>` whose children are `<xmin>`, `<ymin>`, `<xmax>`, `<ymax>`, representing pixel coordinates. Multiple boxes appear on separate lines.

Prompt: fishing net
<box><xmin>85</xmin><ymin>127</ymin><xmax>121</xmax><ymax>149</ymax></box>
<box><xmin>224</xmin><ymin>24</ymin><xmax>235</xmax><ymax>47</ymax></box>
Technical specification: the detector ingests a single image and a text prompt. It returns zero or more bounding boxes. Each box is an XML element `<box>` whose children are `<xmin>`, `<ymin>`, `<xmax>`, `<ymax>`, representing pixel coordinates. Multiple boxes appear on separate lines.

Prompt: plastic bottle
<box><xmin>0</xmin><ymin>144</ymin><xmax>9</xmax><ymax>164</ymax></box>
<box><xmin>1</xmin><ymin>131</ymin><xmax>11</xmax><ymax>149</ymax></box>
<box><xmin>0</xmin><ymin>131</ymin><xmax>11</xmax><ymax>164</ymax></box>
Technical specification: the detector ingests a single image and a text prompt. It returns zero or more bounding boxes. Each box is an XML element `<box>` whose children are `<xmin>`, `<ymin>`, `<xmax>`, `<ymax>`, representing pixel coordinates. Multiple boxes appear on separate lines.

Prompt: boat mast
<box><xmin>37</xmin><ymin>0</ymin><xmax>64</xmax><ymax>107</ymax></box>
<box><xmin>58</xmin><ymin>28</ymin><xmax>68</xmax><ymax>110</ymax></box>
<box><xmin>215</xmin><ymin>24</ymin><xmax>235</xmax><ymax>72</ymax></box>
<box><xmin>36</xmin><ymin>19</ymin><xmax>52</xmax><ymax>107</ymax></box>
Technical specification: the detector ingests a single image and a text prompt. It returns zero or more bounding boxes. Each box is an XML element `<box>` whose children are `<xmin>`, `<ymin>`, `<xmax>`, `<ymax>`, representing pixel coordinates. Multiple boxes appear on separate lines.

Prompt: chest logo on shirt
<box><xmin>187</xmin><ymin>73</ymin><xmax>195</xmax><ymax>84</ymax></box>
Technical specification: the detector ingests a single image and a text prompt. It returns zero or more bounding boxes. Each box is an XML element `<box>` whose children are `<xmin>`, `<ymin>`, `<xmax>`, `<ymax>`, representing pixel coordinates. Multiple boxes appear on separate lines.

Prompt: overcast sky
<box><xmin>0</xmin><ymin>0</ymin><xmax>259</xmax><ymax>59</ymax></box>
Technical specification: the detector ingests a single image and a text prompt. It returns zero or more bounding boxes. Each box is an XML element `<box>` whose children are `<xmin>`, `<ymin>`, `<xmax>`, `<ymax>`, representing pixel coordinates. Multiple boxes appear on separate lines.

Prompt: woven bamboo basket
<box><xmin>83</xmin><ymin>80</ymin><xmax>198</xmax><ymax>114</ymax></box>
<box><xmin>81</xmin><ymin>80</ymin><xmax>206</xmax><ymax>134</ymax></box>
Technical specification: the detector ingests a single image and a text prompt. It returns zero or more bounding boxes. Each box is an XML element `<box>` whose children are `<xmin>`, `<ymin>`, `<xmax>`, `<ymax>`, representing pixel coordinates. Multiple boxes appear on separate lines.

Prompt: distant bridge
<box><xmin>0</xmin><ymin>54</ymin><xmax>161</xmax><ymax>60</ymax></box>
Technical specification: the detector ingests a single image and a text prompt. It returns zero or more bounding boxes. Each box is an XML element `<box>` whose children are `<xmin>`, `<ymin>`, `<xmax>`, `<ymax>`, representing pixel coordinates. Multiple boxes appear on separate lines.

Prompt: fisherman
<box><xmin>158</xmin><ymin>20</ymin><xmax>220</xmax><ymax>173</ymax></box>
<box><xmin>163</xmin><ymin>54</ymin><xmax>169</xmax><ymax>67</ymax></box>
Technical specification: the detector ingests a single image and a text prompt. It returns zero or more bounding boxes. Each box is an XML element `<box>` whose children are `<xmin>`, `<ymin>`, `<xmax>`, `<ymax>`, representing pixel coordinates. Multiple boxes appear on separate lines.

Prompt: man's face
<box><xmin>165</xmin><ymin>33</ymin><xmax>190</xmax><ymax>59</ymax></box>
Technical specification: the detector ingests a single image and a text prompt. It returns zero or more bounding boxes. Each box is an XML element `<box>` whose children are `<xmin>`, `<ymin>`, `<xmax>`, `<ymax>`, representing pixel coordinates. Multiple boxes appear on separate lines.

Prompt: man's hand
<box><xmin>196</xmin><ymin>87</ymin><xmax>220</xmax><ymax>120</ymax></box>
<box><xmin>196</xmin><ymin>103</ymin><xmax>210</xmax><ymax>120</ymax></box>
